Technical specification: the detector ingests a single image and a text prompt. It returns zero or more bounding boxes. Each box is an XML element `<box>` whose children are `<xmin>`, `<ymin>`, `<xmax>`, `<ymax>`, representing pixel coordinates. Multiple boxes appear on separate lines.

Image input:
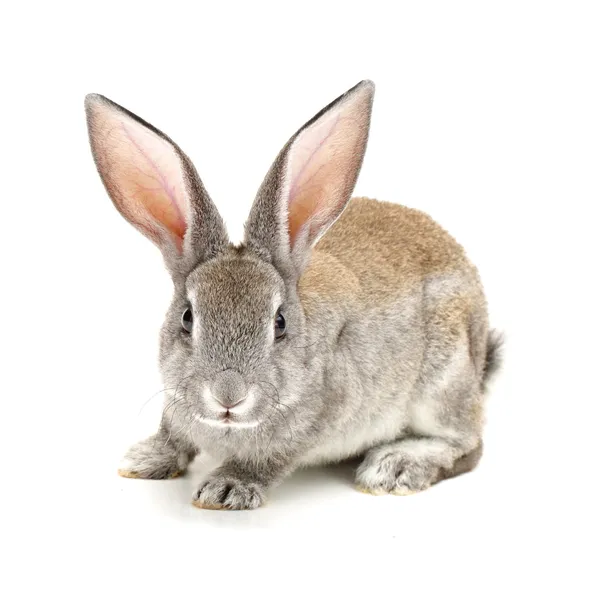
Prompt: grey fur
<box><xmin>86</xmin><ymin>81</ymin><xmax>500</xmax><ymax>510</ymax></box>
<box><xmin>483</xmin><ymin>329</ymin><xmax>504</xmax><ymax>389</ymax></box>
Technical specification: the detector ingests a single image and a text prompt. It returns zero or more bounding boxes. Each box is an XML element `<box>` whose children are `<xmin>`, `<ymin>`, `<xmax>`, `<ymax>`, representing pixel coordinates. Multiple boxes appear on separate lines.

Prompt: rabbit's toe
<box><xmin>118</xmin><ymin>465</ymin><xmax>181</xmax><ymax>480</ymax></box>
<box><xmin>192</xmin><ymin>476</ymin><xmax>265</xmax><ymax>510</ymax></box>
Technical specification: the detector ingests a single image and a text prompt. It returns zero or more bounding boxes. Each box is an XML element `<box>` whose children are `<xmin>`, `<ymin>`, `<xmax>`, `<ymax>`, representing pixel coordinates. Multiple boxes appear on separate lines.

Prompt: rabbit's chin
<box><xmin>194</xmin><ymin>416</ymin><xmax>262</xmax><ymax>430</ymax></box>
<box><xmin>188</xmin><ymin>416</ymin><xmax>268</xmax><ymax>454</ymax></box>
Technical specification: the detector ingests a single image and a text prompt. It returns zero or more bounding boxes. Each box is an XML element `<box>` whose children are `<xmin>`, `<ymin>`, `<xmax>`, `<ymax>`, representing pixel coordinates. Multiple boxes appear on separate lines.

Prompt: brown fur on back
<box><xmin>301</xmin><ymin>197</ymin><xmax>480</xmax><ymax>308</ymax></box>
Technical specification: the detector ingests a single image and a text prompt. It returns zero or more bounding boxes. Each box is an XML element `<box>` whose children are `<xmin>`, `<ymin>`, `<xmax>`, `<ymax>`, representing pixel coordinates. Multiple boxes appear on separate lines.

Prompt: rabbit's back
<box><xmin>307</xmin><ymin>197</ymin><xmax>479</xmax><ymax>303</ymax></box>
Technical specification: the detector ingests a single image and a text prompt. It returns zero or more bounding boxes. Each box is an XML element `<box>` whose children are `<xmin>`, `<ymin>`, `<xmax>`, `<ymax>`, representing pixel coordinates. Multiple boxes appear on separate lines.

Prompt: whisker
<box><xmin>167</xmin><ymin>383</ymin><xmax>192</xmax><ymax>438</ymax></box>
<box><xmin>161</xmin><ymin>374</ymin><xmax>195</xmax><ymax>415</ymax></box>
<box><xmin>172</xmin><ymin>408</ymin><xmax>197</xmax><ymax>439</ymax></box>
<box><xmin>263</xmin><ymin>407</ymin><xmax>280</xmax><ymax>453</ymax></box>
<box><xmin>256</xmin><ymin>380</ymin><xmax>299</xmax><ymax>429</ymax></box>
<box><xmin>163</xmin><ymin>406</ymin><xmax>181</xmax><ymax>447</ymax></box>
<box><xmin>255</xmin><ymin>382</ymin><xmax>296</xmax><ymax>447</ymax></box>
<box><xmin>160</xmin><ymin>374</ymin><xmax>195</xmax><ymax>447</ymax></box>
<box><xmin>285</xmin><ymin>333</ymin><xmax>319</xmax><ymax>351</ymax></box>
<box><xmin>271</xmin><ymin>401</ymin><xmax>295</xmax><ymax>443</ymax></box>
<box><xmin>137</xmin><ymin>386</ymin><xmax>181</xmax><ymax>416</ymax></box>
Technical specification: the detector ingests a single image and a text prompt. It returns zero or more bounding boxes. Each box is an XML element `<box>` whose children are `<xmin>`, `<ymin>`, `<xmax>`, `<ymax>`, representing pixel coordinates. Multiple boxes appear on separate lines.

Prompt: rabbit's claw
<box><xmin>192</xmin><ymin>475</ymin><xmax>265</xmax><ymax>510</ymax></box>
<box><xmin>118</xmin><ymin>435</ymin><xmax>190</xmax><ymax>480</ymax></box>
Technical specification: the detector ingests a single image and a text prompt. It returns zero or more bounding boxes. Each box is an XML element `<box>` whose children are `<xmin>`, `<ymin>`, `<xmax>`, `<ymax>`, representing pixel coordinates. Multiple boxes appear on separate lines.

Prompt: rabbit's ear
<box><xmin>245</xmin><ymin>80</ymin><xmax>374</xmax><ymax>276</ymax></box>
<box><xmin>85</xmin><ymin>94</ymin><xmax>228</xmax><ymax>275</ymax></box>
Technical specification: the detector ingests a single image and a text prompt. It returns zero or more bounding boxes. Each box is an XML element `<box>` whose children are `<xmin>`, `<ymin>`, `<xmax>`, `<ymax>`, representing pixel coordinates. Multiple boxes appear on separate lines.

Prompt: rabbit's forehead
<box><xmin>186</xmin><ymin>256</ymin><xmax>284</xmax><ymax>317</ymax></box>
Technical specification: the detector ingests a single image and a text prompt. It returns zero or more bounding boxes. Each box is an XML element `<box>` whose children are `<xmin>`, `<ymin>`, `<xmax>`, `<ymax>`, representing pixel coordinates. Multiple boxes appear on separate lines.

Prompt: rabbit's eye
<box><xmin>275</xmin><ymin>310</ymin><xmax>286</xmax><ymax>340</ymax></box>
<box><xmin>181</xmin><ymin>308</ymin><xmax>193</xmax><ymax>333</ymax></box>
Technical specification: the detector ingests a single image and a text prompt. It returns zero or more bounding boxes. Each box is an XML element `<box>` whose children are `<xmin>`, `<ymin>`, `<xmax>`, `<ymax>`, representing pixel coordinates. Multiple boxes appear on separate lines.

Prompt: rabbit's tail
<box><xmin>482</xmin><ymin>329</ymin><xmax>503</xmax><ymax>390</ymax></box>
<box><xmin>437</xmin><ymin>331</ymin><xmax>502</xmax><ymax>484</ymax></box>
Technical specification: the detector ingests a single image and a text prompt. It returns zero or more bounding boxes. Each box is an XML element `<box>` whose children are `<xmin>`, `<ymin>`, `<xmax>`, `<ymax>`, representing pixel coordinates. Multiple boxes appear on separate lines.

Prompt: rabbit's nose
<box><xmin>211</xmin><ymin>369</ymin><xmax>248</xmax><ymax>409</ymax></box>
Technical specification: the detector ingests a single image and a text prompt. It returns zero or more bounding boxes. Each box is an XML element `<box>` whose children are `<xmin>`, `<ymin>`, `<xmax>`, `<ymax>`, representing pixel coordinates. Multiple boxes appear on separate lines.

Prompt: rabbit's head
<box><xmin>85</xmin><ymin>81</ymin><xmax>374</xmax><ymax>446</ymax></box>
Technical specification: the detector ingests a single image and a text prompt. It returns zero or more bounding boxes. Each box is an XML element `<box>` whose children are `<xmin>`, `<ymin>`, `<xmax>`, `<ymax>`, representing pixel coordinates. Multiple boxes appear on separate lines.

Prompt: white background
<box><xmin>2</xmin><ymin>1</ymin><xmax>597</xmax><ymax>598</ymax></box>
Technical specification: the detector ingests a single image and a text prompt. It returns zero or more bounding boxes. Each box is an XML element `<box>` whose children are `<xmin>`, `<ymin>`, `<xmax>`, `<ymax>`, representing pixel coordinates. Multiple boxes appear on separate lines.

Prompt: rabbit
<box><xmin>85</xmin><ymin>80</ymin><xmax>501</xmax><ymax>510</ymax></box>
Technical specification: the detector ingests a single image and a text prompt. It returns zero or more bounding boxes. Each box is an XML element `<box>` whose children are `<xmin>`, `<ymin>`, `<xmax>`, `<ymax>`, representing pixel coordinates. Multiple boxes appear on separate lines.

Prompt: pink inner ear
<box><xmin>119</xmin><ymin>122</ymin><xmax>187</xmax><ymax>244</ymax></box>
<box><xmin>285</xmin><ymin>95</ymin><xmax>369</xmax><ymax>250</ymax></box>
<box><xmin>287</xmin><ymin>110</ymin><xmax>342</xmax><ymax>245</ymax></box>
<box><xmin>90</xmin><ymin>101</ymin><xmax>190</xmax><ymax>252</ymax></box>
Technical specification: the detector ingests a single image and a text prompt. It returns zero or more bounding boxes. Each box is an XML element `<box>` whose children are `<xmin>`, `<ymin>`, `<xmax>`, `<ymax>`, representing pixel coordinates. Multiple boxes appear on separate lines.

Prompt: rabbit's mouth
<box><xmin>193</xmin><ymin>382</ymin><xmax>262</xmax><ymax>429</ymax></box>
<box><xmin>194</xmin><ymin>414</ymin><xmax>261</xmax><ymax>429</ymax></box>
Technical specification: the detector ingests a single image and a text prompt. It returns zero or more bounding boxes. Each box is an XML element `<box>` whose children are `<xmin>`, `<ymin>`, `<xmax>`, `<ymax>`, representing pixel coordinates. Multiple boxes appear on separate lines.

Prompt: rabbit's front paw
<box><xmin>118</xmin><ymin>435</ymin><xmax>191</xmax><ymax>480</ymax></box>
<box><xmin>192</xmin><ymin>475</ymin><xmax>265</xmax><ymax>510</ymax></box>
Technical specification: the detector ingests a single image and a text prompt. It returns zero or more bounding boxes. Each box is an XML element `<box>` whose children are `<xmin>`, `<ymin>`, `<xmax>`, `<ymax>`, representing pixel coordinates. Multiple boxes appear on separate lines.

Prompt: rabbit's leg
<box><xmin>355</xmin><ymin>380</ymin><xmax>482</xmax><ymax>495</ymax></box>
<box><xmin>118</xmin><ymin>428</ymin><xmax>196</xmax><ymax>480</ymax></box>
<box><xmin>356</xmin><ymin>373</ymin><xmax>484</xmax><ymax>495</ymax></box>
<box><xmin>355</xmin><ymin>434</ymin><xmax>481</xmax><ymax>496</ymax></box>
<box><xmin>356</xmin><ymin>312</ymin><xmax>487</xmax><ymax>495</ymax></box>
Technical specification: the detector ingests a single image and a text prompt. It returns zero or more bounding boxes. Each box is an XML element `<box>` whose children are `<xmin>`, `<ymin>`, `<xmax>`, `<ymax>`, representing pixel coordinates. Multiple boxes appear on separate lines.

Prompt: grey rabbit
<box><xmin>85</xmin><ymin>80</ymin><xmax>500</xmax><ymax>509</ymax></box>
